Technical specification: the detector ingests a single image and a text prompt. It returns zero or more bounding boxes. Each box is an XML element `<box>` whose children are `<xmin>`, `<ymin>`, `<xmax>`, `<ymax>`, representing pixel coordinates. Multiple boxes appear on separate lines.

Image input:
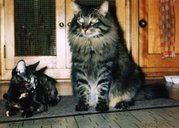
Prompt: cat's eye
<box><xmin>90</xmin><ymin>19</ymin><xmax>99</xmax><ymax>26</ymax></box>
<box><xmin>77</xmin><ymin>18</ymin><xmax>84</xmax><ymax>25</ymax></box>
<box><xmin>91</xmin><ymin>22</ymin><xmax>99</xmax><ymax>27</ymax></box>
<box><xmin>91</xmin><ymin>18</ymin><xmax>98</xmax><ymax>24</ymax></box>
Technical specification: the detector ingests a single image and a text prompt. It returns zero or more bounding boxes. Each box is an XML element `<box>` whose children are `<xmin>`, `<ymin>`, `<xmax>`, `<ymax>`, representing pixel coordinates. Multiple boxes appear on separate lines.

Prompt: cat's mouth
<box><xmin>81</xmin><ymin>29</ymin><xmax>100</xmax><ymax>38</ymax></box>
<box><xmin>24</xmin><ymin>82</ymin><xmax>35</xmax><ymax>90</ymax></box>
<box><xmin>82</xmin><ymin>29</ymin><xmax>92</xmax><ymax>36</ymax></box>
<box><xmin>18</xmin><ymin>82</ymin><xmax>35</xmax><ymax>92</ymax></box>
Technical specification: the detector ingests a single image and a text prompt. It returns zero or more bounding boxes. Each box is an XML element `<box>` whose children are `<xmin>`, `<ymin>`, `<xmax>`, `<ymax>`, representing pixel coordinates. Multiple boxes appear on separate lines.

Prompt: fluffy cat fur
<box><xmin>4</xmin><ymin>60</ymin><xmax>61</xmax><ymax>117</ymax></box>
<box><xmin>68</xmin><ymin>1</ymin><xmax>169</xmax><ymax>111</ymax></box>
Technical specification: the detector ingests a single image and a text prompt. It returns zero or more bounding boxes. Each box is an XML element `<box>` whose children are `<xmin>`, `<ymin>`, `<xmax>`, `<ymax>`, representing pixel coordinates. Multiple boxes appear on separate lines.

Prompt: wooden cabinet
<box><xmin>2</xmin><ymin>0</ymin><xmax>178</xmax><ymax>80</ymax></box>
<box><xmin>0</xmin><ymin>0</ymin><xmax>129</xmax><ymax>80</ymax></box>
<box><xmin>132</xmin><ymin>0</ymin><xmax>179</xmax><ymax>78</ymax></box>
<box><xmin>1</xmin><ymin>0</ymin><xmax>178</xmax><ymax>96</ymax></box>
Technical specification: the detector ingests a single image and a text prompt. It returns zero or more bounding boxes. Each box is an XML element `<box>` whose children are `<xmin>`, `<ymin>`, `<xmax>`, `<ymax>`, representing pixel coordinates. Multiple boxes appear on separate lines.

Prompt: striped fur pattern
<box><xmin>68</xmin><ymin>1</ymin><xmax>142</xmax><ymax>111</ymax></box>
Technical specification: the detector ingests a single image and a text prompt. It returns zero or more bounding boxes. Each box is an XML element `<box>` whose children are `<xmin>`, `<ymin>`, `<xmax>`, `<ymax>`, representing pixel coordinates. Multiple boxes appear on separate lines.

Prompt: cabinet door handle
<box><xmin>67</xmin><ymin>22</ymin><xmax>71</xmax><ymax>27</ymax></box>
<box><xmin>139</xmin><ymin>19</ymin><xmax>147</xmax><ymax>28</ymax></box>
<box><xmin>59</xmin><ymin>22</ymin><xmax>65</xmax><ymax>28</ymax></box>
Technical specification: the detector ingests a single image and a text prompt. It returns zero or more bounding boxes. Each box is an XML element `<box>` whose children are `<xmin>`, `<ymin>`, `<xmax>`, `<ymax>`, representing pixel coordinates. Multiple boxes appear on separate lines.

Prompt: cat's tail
<box><xmin>134</xmin><ymin>83</ymin><xmax>170</xmax><ymax>101</ymax></box>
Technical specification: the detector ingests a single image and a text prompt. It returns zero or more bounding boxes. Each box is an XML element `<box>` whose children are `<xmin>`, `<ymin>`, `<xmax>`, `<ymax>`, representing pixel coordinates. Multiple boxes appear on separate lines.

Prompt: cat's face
<box><xmin>12</xmin><ymin>60</ymin><xmax>39</xmax><ymax>90</ymax></box>
<box><xmin>70</xmin><ymin>1</ymin><xmax>110</xmax><ymax>38</ymax></box>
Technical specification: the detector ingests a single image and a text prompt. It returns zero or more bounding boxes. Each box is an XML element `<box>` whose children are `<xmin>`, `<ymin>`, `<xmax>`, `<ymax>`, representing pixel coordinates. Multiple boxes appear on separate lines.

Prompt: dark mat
<box><xmin>1</xmin><ymin>96</ymin><xmax>179</xmax><ymax>123</ymax></box>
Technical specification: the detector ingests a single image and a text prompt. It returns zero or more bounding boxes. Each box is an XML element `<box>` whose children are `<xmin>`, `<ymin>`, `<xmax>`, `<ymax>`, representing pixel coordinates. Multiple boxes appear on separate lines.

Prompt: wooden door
<box><xmin>2</xmin><ymin>0</ymin><xmax>72</xmax><ymax>80</ymax></box>
<box><xmin>139</xmin><ymin>0</ymin><xmax>179</xmax><ymax>77</ymax></box>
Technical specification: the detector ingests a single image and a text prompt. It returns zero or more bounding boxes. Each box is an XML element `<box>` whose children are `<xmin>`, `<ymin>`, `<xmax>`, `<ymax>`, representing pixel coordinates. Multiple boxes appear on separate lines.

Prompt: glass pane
<box><xmin>15</xmin><ymin>0</ymin><xmax>56</xmax><ymax>56</ymax></box>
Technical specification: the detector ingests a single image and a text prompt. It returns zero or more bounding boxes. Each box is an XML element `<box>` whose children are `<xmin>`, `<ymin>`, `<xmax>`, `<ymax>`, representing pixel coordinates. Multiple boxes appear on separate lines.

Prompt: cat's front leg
<box><xmin>72</xmin><ymin>63</ymin><xmax>90</xmax><ymax>111</ymax></box>
<box><xmin>4</xmin><ymin>101</ymin><xmax>20</xmax><ymax>117</ymax></box>
<box><xmin>95</xmin><ymin>80</ymin><xmax>110</xmax><ymax>112</ymax></box>
<box><xmin>75</xmin><ymin>79</ymin><xmax>90</xmax><ymax>111</ymax></box>
<box><xmin>95</xmin><ymin>67</ymin><xmax>112</xmax><ymax>112</ymax></box>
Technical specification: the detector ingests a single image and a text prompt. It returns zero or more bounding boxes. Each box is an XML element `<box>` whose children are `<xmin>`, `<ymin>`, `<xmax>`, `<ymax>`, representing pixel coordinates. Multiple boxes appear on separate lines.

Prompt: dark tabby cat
<box><xmin>68</xmin><ymin>1</ymin><xmax>169</xmax><ymax>111</ymax></box>
<box><xmin>4</xmin><ymin>60</ymin><xmax>60</xmax><ymax>117</ymax></box>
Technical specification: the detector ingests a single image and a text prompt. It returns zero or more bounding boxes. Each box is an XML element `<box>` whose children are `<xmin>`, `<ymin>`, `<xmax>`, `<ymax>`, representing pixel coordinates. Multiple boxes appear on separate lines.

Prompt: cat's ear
<box><xmin>16</xmin><ymin>60</ymin><xmax>26</xmax><ymax>73</ymax></box>
<box><xmin>36</xmin><ymin>66</ymin><xmax>47</xmax><ymax>74</ymax></box>
<box><xmin>28</xmin><ymin>61</ymin><xmax>40</xmax><ymax>71</ymax></box>
<box><xmin>99</xmin><ymin>0</ymin><xmax>109</xmax><ymax>16</ymax></box>
<box><xmin>72</xmin><ymin>1</ymin><xmax>81</xmax><ymax>15</ymax></box>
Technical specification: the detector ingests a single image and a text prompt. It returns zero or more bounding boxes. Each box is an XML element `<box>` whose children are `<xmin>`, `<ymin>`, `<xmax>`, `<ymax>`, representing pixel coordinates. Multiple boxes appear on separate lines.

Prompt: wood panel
<box><xmin>147</xmin><ymin>0</ymin><xmax>161</xmax><ymax>54</ymax></box>
<box><xmin>147</xmin><ymin>0</ymin><xmax>179</xmax><ymax>53</ymax></box>
<box><xmin>138</xmin><ymin>0</ymin><xmax>179</xmax><ymax>78</ymax></box>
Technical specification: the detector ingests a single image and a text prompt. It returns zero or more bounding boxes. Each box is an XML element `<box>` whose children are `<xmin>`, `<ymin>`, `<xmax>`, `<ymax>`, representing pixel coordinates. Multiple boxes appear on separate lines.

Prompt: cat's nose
<box><xmin>82</xmin><ymin>24</ymin><xmax>89</xmax><ymax>32</ymax></box>
<box><xmin>83</xmin><ymin>27</ymin><xmax>88</xmax><ymax>32</ymax></box>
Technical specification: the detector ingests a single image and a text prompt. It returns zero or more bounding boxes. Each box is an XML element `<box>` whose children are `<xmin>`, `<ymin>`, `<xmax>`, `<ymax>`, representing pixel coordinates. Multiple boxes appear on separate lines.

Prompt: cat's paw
<box><xmin>36</xmin><ymin>104</ymin><xmax>48</xmax><ymax>112</ymax></box>
<box><xmin>5</xmin><ymin>111</ymin><xmax>16</xmax><ymax>117</ymax></box>
<box><xmin>115</xmin><ymin>101</ymin><xmax>134</xmax><ymax>110</ymax></box>
<box><xmin>21</xmin><ymin>111</ymin><xmax>34</xmax><ymax>118</ymax></box>
<box><xmin>96</xmin><ymin>101</ymin><xmax>109</xmax><ymax>112</ymax></box>
<box><xmin>75</xmin><ymin>102</ymin><xmax>89</xmax><ymax>111</ymax></box>
<box><xmin>6</xmin><ymin>108</ymin><xmax>19</xmax><ymax>117</ymax></box>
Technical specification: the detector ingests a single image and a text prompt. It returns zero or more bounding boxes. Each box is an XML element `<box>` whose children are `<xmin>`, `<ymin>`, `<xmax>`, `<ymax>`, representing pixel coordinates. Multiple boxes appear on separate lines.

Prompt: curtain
<box><xmin>159</xmin><ymin>0</ymin><xmax>176</xmax><ymax>58</ymax></box>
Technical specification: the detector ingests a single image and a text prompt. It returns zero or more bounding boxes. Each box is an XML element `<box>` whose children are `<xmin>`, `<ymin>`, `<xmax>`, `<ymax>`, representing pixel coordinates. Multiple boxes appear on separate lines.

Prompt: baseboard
<box><xmin>56</xmin><ymin>81</ymin><xmax>73</xmax><ymax>96</ymax></box>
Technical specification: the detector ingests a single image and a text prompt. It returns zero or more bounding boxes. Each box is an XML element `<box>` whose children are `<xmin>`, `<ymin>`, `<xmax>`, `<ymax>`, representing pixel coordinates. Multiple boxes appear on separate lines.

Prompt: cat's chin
<box><xmin>81</xmin><ymin>33</ymin><xmax>93</xmax><ymax>38</ymax></box>
<box><xmin>82</xmin><ymin>34</ymin><xmax>99</xmax><ymax>38</ymax></box>
<box><xmin>81</xmin><ymin>31</ymin><xmax>100</xmax><ymax>38</ymax></box>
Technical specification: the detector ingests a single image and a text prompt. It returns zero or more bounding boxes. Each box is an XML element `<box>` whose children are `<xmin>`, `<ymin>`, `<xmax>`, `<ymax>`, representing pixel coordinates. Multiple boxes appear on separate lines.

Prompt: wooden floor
<box><xmin>0</xmin><ymin>107</ymin><xmax>179</xmax><ymax>128</ymax></box>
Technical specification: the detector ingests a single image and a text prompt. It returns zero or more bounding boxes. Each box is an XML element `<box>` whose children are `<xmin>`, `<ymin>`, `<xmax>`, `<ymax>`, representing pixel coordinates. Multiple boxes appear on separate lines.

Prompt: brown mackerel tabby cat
<box><xmin>68</xmin><ymin>0</ymin><xmax>169</xmax><ymax>111</ymax></box>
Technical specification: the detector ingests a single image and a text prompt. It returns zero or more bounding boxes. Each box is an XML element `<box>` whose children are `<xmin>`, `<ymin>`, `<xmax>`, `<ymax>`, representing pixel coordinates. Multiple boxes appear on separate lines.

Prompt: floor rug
<box><xmin>1</xmin><ymin>96</ymin><xmax>179</xmax><ymax>123</ymax></box>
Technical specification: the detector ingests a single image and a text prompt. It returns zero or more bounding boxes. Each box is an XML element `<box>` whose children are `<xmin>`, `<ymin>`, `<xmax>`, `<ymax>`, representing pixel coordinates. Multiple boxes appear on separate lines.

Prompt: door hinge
<box><xmin>4</xmin><ymin>45</ymin><xmax>6</xmax><ymax>58</ymax></box>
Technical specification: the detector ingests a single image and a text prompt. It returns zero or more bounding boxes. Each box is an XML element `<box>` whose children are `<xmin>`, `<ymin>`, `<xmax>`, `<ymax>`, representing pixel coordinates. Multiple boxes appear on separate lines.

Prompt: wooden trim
<box><xmin>116</xmin><ymin>0</ymin><xmax>131</xmax><ymax>51</ymax></box>
<box><xmin>0</xmin><ymin>0</ymin><xmax>5</xmax><ymax>76</ymax></box>
<box><xmin>4</xmin><ymin>0</ymin><xmax>15</xmax><ymax>69</ymax></box>
<box><xmin>65</xmin><ymin>0</ymin><xmax>73</xmax><ymax>68</ymax></box>
<box><xmin>125</xmin><ymin>0</ymin><xmax>131</xmax><ymax>52</ymax></box>
<box><xmin>143</xmin><ymin>67</ymin><xmax>179</xmax><ymax>79</ymax></box>
<box><xmin>0</xmin><ymin>0</ymin><xmax>2</xmax><ymax>76</ymax></box>
<box><xmin>56</xmin><ymin>0</ymin><xmax>66</xmax><ymax>68</ymax></box>
<box><xmin>139</xmin><ymin>0</ymin><xmax>148</xmax><ymax>67</ymax></box>
<box><xmin>131</xmin><ymin>0</ymin><xmax>139</xmax><ymax>64</ymax></box>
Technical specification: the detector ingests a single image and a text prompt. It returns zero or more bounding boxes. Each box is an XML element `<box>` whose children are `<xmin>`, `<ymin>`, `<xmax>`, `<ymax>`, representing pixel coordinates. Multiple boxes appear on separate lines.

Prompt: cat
<box><xmin>4</xmin><ymin>60</ymin><xmax>61</xmax><ymax>117</ymax></box>
<box><xmin>68</xmin><ymin>0</ymin><xmax>169</xmax><ymax>111</ymax></box>
<box><xmin>3</xmin><ymin>60</ymin><xmax>41</xmax><ymax>117</ymax></box>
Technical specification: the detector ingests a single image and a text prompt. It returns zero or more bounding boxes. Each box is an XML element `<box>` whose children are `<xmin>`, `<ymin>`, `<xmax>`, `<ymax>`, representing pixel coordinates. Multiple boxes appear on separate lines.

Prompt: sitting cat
<box><xmin>68</xmin><ymin>1</ymin><xmax>169</xmax><ymax>111</ymax></box>
<box><xmin>4</xmin><ymin>60</ymin><xmax>61</xmax><ymax>117</ymax></box>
